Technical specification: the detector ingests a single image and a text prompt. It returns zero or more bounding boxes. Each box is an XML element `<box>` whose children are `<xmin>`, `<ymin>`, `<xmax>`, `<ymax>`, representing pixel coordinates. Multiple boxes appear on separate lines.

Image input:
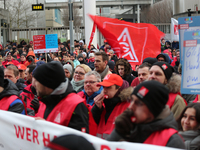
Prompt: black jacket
<box><xmin>107</xmin><ymin>107</ymin><xmax>185</xmax><ymax>149</ymax></box>
<box><xmin>122</xmin><ymin>73</ymin><xmax>135</xmax><ymax>86</ymax></box>
<box><xmin>16</xmin><ymin>79</ymin><xmax>26</xmax><ymax>94</ymax></box>
<box><xmin>40</xmin><ymin>79</ymin><xmax>89</xmax><ymax>133</ymax></box>
<box><xmin>0</xmin><ymin>79</ymin><xmax>25</xmax><ymax>114</ymax></box>
<box><xmin>91</xmin><ymin>97</ymin><xmax>121</xmax><ymax>125</ymax></box>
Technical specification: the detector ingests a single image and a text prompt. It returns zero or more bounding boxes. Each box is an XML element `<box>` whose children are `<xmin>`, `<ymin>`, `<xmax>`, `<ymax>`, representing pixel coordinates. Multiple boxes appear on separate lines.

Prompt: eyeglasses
<box><xmin>84</xmin><ymin>81</ymin><xmax>98</xmax><ymax>84</ymax></box>
<box><xmin>74</xmin><ymin>71</ymin><xmax>85</xmax><ymax>76</ymax></box>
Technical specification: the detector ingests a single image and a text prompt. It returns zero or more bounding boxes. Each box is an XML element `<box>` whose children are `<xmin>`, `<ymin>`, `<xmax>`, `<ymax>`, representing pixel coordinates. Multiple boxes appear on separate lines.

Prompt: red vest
<box><xmin>0</xmin><ymin>95</ymin><xmax>27</xmax><ymax>114</ymax></box>
<box><xmin>144</xmin><ymin>128</ymin><xmax>178</xmax><ymax>146</ymax></box>
<box><xmin>167</xmin><ymin>93</ymin><xmax>178</xmax><ymax>109</ymax></box>
<box><xmin>96</xmin><ymin>101</ymin><xmax>130</xmax><ymax>139</ymax></box>
<box><xmin>36</xmin><ymin>93</ymin><xmax>85</xmax><ymax>126</ymax></box>
<box><xmin>20</xmin><ymin>84</ymin><xmax>35</xmax><ymax>110</ymax></box>
<box><xmin>0</xmin><ymin>95</ymin><xmax>19</xmax><ymax>110</ymax></box>
<box><xmin>167</xmin><ymin>93</ymin><xmax>187</xmax><ymax>109</ymax></box>
<box><xmin>77</xmin><ymin>91</ymin><xmax>98</xmax><ymax>136</ymax></box>
<box><xmin>193</xmin><ymin>95</ymin><xmax>198</xmax><ymax>103</ymax></box>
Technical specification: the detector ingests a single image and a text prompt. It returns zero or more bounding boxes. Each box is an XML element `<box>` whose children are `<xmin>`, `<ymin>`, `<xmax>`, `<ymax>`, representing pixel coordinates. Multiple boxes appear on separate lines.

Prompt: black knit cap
<box><xmin>142</xmin><ymin>57</ymin><xmax>157</xmax><ymax>65</ymax></box>
<box><xmin>33</xmin><ymin>61</ymin><xmax>66</xmax><ymax>89</ymax></box>
<box><xmin>46</xmin><ymin>134</ymin><xmax>95</xmax><ymax>150</ymax></box>
<box><xmin>0</xmin><ymin>67</ymin><xmax>4</xmax><ymax>88</ymax></box>
<box><xmin>132</xmin><ymin>80</ymin><xmax>169</xmax><ymax>118</ymax></box>
<box><xmin>152</xmin><ymin>62</ymin><xmax>174</xmax><ymax>81</ymax></box>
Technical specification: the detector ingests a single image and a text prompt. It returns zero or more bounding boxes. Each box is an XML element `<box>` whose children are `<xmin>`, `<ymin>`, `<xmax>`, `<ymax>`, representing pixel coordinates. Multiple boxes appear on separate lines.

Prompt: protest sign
<box><xmin>171</xmin><ymin>18</ymin><xmax>179</xmax><ymax>41</ymax></box>
<box><xmin>33</xmin><ymin>34</ymin><xmax>58</xmax><ymax>53</ymax></box>
<box><xmin>181</xmin><ymin>30</ymin><xmax>200</xmax><ymax>94</ymax></box>
<box><xmin>178</xmin><ymin>16</ymin><xmax>200</xmax><ymax>63</ymax></box>
<box><xmin>0</xmin><ymin>110</ymin><xmax>182</xmax><ymax>150</ymax></box>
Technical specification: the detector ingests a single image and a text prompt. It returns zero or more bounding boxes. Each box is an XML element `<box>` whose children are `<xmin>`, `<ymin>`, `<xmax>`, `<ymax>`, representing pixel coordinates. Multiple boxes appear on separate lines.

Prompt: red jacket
<box><xmin>144</xmin><ymin>128</ymin><xmax>178</xmax><ymax>146</ymax></box>
<box><xmin>2</xmin><ymin>59</ymin><xmax>19</xmax><ymax>67</ymax></box>
<box><xmin>35</xmin><ymin>93</ymin><xmax>85</xmax><ymax>126</ymax></box>
<box><xmin>24</xmin><ymin>51</ymin><xmax>38</xmax><ymax>66</ymax></box>
<box><xmin>96</xmin><ymin>101</ymin><xmax>130</xmax><ymax>139</ymax></box>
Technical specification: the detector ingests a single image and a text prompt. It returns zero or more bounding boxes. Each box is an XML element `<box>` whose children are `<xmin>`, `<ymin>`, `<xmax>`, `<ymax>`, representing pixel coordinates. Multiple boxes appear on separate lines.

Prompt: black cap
<box><xmin>132</xmin><ymin>80</ymin><xmax>169</xmax><ymax>118</ymax></box>
<box><xmin>142</xmin><ymin>57</ymin><xmax>157</xmax><ymax>65</ymax></box>
<box><xmin>152</xmin><ymin>62</ymin><xmax>174</xmax><ymax>81</ymax></box>
<box><xmin>46</xmin><ymin>134</ymin><xmax>95</xmax><ymax>150</ymax></box>
<box><xmin>33</xmin><ymin>61</ymin><xmax>66</xmax><ymax>89</ymax></box>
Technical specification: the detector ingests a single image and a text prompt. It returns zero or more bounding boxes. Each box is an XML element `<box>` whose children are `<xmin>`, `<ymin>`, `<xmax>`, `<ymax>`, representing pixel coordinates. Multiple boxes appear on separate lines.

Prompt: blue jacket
<box><xmin>73</xmin><ymin>59</ymin><xmax>80</xmax><ymax>69</ymax></box>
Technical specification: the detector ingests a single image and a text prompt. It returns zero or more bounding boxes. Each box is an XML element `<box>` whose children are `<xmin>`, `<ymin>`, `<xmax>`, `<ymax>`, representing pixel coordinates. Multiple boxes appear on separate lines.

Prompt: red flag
<box><xmin>88</xmin><ymin>23</ymin><xmax>96</xmax><ymax>50</ymax></box>
<box><xmin>89</xmin><ymin>15</ymin><xmax>164</xmax><ymax>67</ymax></box>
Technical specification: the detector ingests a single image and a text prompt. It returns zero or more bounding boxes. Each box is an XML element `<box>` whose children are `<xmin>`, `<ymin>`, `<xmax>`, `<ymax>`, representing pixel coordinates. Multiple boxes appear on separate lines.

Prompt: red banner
<box><xmin>33</xmin><ymin>35</ymin><xmax>46</xmax><ymax>50</ymax></box>
<box><xmin>88</xmin><ymin>23</ymin><xmax>96</xmax><ymax>50</ymax></box>
<box><xmin>89</xmin><ymin>15</ymin><xmax>164</xmax><ymax>67</ymax></box>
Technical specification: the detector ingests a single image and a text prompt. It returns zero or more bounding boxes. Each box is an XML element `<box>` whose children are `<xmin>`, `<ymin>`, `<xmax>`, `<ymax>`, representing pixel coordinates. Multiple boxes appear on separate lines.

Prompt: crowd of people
<box><xmin>0</xmin><ymin>38</ymin><xmax>200</xmax><ymax>150</ymax></box>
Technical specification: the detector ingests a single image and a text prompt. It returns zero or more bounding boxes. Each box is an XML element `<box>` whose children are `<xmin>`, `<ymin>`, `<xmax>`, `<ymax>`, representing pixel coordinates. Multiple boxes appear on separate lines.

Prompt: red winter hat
<box><xmin>97</xmin><ymin>74</ymin><xmax>123</xmax><ymax>87</ymax></box>
<box><xmin>17</xmin><ymin>64</ymin><xmax>27</xmax><ymax>70</ymax></box>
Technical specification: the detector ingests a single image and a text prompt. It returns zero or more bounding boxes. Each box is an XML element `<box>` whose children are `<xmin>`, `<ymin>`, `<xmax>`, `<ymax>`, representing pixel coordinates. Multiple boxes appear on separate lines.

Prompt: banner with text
<box><xmin>178</xmin><ymin>16</ymin><xmax>200</xmax><ymax>63</ymax></box>
<box><xmin>0</xmin><ymin>110</ymin><xmax>181</xmax><ymax>150</ymax></box>
<box><xmin>181</xmin><ymin>30</ymin><xmax>200</xmax><ymax>94</ymax></box>
<box><xmin>33</xmin><ymin>34</ymin><xmax>58</xmax><ymax>53</ymax></box>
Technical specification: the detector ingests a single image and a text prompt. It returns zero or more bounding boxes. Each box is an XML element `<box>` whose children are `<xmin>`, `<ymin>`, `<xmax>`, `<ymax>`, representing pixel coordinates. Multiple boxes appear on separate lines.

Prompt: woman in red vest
<box><xmin>177</xmin><ymin>103</ymin><xmax>200</xmax><ymax>150</ymax></box>
<box><xmin>107</xmin><ymin>81</ymin><xmax>185</xmax><ymax>149</ymax></box>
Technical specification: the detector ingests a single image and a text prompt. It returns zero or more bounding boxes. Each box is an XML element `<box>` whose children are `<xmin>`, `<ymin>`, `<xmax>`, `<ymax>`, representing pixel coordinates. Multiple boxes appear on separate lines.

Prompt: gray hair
<box><xmin>175</xmin><ymin>49</ymin><xmax>179</xmax><ymax>54</ymax></box>
<box><xmin>85</xmin><ymin>71</ymin><xmax>101</xmax><ymax>82</ymax></box>
<box><xmin>108</xmin><ymin>49</ymin><xmax>114</xmax><ymax>54</ymax></box>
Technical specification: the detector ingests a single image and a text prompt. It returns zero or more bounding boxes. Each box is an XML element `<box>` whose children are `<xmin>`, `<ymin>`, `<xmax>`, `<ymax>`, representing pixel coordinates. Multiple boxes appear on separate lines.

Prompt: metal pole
<box><xmin>69</xmin><ymin>0</ymin><xmax>74</xmax><ymax>53</ymax></box>
<box><xmin>137</xmin><ymin>4</ymin><xmax>140</xmax><ymax>23</ymax></box>
<box><xmin>4</xmin><ymin>0</ymin><xmax>6</xmax><ymax>9</ymax></box>
<box><xmin>99</xmin><ymin>7</ymin><xmax>102</xmax><ymax>47</ymax></box>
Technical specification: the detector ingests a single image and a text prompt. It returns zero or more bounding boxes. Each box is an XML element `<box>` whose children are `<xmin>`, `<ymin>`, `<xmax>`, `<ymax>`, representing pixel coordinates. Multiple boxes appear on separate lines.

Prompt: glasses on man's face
<box><xmin>84</xmin><ymin>81</ymin><xmax>98</xmax><ymax>85</ymax></box>
<box><xmin>74</xmin><ymin>71</ymin><xmax>85</xmax><ymax>76</ymax></box>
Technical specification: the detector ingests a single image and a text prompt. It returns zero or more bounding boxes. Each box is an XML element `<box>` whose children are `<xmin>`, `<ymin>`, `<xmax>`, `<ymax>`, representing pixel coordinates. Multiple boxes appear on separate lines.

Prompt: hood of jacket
<box><xmin>118</xmin><ymin>86</ymin><xmax>134</xmax><ymax>102</ymax></box>
<box><xmin>26</xmin><ymin>51</ymin><xmax>36</xmax><ymax>59</ymax></box>
<box><xmin>129</xmin><ymin>106</ymin><xmax>178</xmax><ymax>143</ymax></box>
<box><xmin>166</xmin><ymin>73</ymin><xmax>181</xmax><ymax>93</ymax></box>
<box><xmin>0</xmin><ymin>79</ymin><xmax>20</xmax><ymax>100</ymax></box>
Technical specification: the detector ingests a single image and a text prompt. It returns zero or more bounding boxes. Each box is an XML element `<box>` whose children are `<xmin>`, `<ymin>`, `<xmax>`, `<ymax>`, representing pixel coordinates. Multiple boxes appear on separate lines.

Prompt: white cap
<box><xmin>89</xmin><ymin>53</ymin><xmax>94</xmax><ymax>57</ymax></box>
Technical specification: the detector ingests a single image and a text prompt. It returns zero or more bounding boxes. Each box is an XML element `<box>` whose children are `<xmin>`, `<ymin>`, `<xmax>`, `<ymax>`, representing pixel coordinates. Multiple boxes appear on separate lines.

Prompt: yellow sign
<box><xmin>32</xmin><ymin>4</ymin><xmax>44</xmax><ymax>11</ymax></box>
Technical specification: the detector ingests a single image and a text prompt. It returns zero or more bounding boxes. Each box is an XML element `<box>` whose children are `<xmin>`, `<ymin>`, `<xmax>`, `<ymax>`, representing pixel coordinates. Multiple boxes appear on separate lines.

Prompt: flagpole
<box><xmin>69</xmin><ymin>0</ymin><xmax>74</xmax><ymax>53</ymax></box>
<box><xmin>137</xmin><ymin>4</ymin><xmax>140</xmax><ymax>23</ymax></box>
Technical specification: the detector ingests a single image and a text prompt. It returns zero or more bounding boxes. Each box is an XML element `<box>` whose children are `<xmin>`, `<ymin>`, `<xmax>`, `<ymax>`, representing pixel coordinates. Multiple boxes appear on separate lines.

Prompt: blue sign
<box><xmin>181</xmin><ymin>30</ymin><xmax>200</xmax><ymax>94</ymax></box>
<box><xmin>45</xmin><ymin>34</ymin><xmax>58</xmax><ymax>49</ymax></box>
<box><xmin>178</xmin><ymin>16</ymin><xmax>200</xmax><ymax>64</ymax></box>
